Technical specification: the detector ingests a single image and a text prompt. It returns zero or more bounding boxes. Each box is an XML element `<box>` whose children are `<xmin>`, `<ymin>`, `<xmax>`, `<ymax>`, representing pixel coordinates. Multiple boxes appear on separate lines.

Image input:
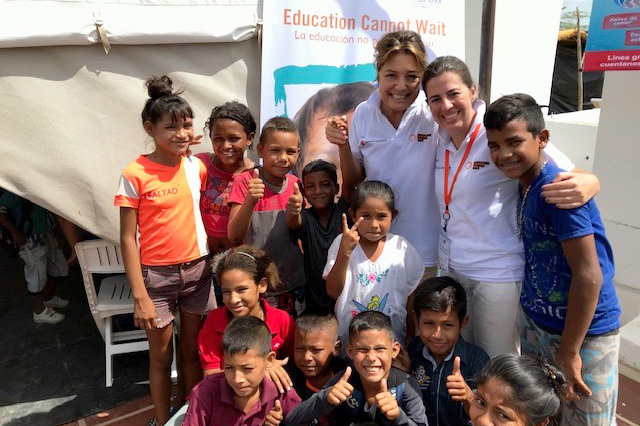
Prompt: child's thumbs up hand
<box><xmin>452</xmin><ymin>356</ymin><xmax>461</xmax><ymax>376</ymax></box>
<box><xmin>286</xmin><ymin>183</ymin><xmax>303</xmax><ymax>216</ymax></box>
<box><xmin>264</xmin><ymin>399</ymin><xmax>283</xmax><ymax>426</ymax></box>
<box><xmin>327</xmin><ymin>366</ymin><xmax>354</xmax><ymax>406</ymax></box>
<box><xmin>339</xmin><ymin>214</ymin><xmax>362</xmax><ymax>256</ymax></box>
<box><xmin>247</xmin><ymin>168</ymin><xmax>265</xmax><ymax>205</ymax></box>
<box><xmin>376</xmin><ymin>378</ymin><xmax>400</xmax><ymax>420</ymax></box>
<box><xmin>447</xmin><ymin>356</ymin><xmax>473</xmax><ymax>403</ymax></box>
<box><xmin>267</xmin><ymin>357</ymin><xmax>293</xmax><ymax>394</ymax></box>
<box><xmin>326</xmin><ymin>115</ymin><xmax>349</xmax><ymax>145</ymax></box>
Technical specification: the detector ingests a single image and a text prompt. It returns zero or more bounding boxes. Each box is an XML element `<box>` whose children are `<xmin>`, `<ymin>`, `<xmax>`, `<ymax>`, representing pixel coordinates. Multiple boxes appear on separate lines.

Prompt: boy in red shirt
<box><xmin>227</xmin><ymin>117</ymin><xmax>305</xmax><ymax>316</ymax></box>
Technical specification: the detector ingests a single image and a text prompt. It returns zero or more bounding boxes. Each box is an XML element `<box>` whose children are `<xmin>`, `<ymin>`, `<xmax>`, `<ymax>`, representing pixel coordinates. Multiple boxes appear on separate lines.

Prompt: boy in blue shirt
<box><xmin>408</xmin><ymin>276</ymin><xmax>489</xmax><ymax>426</ymax></box>
<box><xmin>485</xmin><ymin>93</ymin><xmax>621</xmax><ymax>426</ymax></box>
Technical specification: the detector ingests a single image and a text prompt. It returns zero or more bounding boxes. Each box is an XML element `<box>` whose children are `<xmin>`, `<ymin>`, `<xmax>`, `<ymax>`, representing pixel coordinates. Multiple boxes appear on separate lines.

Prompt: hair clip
<box><xmin>236</xmin><ymin>251</ymin><xmax>256</xmax><ymax>262</ymax></box>
<box><xmin>212</xmin><ymin>250</ymin><xmax>230</xmax><ymax>273</ymax></box>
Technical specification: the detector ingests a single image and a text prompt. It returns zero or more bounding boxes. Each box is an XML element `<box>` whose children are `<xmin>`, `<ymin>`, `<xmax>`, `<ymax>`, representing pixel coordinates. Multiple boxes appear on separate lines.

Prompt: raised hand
<box><xmin>247</xmin><ymin>169</ymin><xmax>265</xmax><ymax>205</ymax></box>
<box><xmin>446</xmin><ymin>356</ymin><xmax>474</xmax><ymax>404</ymax></box>
<box><xmin>327</xmin><ymin>366</ymin><xmax>354</xmax><ymax>406</ymax></box>
<box><xmin>339</xmin><ymin>214</ymin><xmax>363</xmax><ymax>255</ymax></box>
<box><xmin>186</xmin><ymin>134</ymin><xmax>203</xmax><ymax>156</ymax></box>
<box><xmin>264</xmin><ymin>399</ymin><xmax>283</xmax><ymax>426</ymax></box>
<box><xmin>375</xmin><ymin>378</ymin><xmax>400</xmax><ymax>421</ymax></box>
<box><xmin>286</xmin><ymin>183</ymin><xmax>303</xmax><ymax>216</ymax></box>
<box><xmin>326</xmin><ymin>115</ymin><xmax>349</xmax><ymax>145</ymax></box>
<box><xmin>267</xmin><ymin>357</ymin><xmax>293</xmax><ymax>394</ymax></box>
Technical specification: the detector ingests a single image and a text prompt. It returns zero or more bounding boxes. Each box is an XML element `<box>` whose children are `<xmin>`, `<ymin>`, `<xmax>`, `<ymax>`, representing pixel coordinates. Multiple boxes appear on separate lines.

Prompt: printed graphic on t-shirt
<box><xmin>413</xmin><ymin>364</ymin><xmax>430</xmax><ymax>389</ymax></box>
<box><xmin>350</xmin><ymin>264</ymin><xmax>392</xmax><ymax>317</ymax></box>
<box><xmin>202</xmin><ymin>176</ymin><xmax>232</xmax><ymax>216</ymax></box>
<box><xmin>522</xmin><ymin>216</ymin><xmax>569</xmax><ymax>321</ymax></box>
<box><xmin>356</xmin><ymin>269</ymin><xmax>389</xmax><ymax>286</ymax></box>
<box><xmin>352</xmin><ymin>293</ymin><xmax>389</xmax><ymax>317</ymax></box>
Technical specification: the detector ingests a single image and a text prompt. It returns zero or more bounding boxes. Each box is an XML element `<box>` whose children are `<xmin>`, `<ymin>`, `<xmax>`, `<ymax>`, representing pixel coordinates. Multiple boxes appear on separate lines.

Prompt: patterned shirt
<box><xmin>521</xmin><ymin>161</ymin><xmax>620</xmax><ymax>335</ymax></box>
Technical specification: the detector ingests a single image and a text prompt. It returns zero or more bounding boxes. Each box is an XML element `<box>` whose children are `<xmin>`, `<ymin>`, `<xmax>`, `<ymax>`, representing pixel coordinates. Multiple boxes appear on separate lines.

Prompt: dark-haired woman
<box><xmin>422</xmin><ymin>56</ymin><xmax>599</xmax><ymax>358</ymax></box>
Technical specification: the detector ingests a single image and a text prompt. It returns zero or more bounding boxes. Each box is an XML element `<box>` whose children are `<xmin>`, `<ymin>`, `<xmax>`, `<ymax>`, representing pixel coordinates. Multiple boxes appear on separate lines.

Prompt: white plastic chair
<box><xmin>75</xmin><ymin>239</ymin><xmax>176</xmax><ymax>387</ymax></box>
<box><xmin>166</xmin><ymin>403</ymin><xmax>188</xmax><ymax>425</ymax></box>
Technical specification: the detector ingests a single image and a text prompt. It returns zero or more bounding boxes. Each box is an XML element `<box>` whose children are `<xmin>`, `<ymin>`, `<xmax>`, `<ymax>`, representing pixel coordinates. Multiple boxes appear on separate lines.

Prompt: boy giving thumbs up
<box><xmin>227</xmin><ymin>116</ymin><xmax>306</xmax><ymax>315</ymax></box>
<box><xmin>285</xmin><ymin>311</ymin><xmax>428</xmax><ymax>426</ymax></box>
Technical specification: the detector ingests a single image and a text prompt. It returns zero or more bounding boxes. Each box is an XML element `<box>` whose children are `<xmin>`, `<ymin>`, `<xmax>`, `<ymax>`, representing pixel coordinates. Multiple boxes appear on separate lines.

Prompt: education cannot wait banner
<box><xmin>260</xmin><ymin>0</ymin><xmax>464</xmax><ymax>173</ymax></box>
<box><xmin>584</xmin><ymin>0</ymin><xmax>640</xmax><ymax>72</ymax></box>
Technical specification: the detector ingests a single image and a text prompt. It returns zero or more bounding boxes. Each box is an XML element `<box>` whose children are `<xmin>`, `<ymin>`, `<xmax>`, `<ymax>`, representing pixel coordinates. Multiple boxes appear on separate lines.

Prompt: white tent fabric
<box><xmin>0</xmin><ymin>0</ymin><xmax>260</xmax><ymax>47</ymax></box>
<box><xmin>0</xmin><ymin>40</ymin><xmax>261</xmax><ymax>242</ymax></box>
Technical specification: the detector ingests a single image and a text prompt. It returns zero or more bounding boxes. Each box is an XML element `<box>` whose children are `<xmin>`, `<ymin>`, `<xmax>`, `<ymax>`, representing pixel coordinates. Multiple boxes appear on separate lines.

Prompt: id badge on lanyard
<box><xmin>438</xmin><ymin>233</ymin><xmax>450</xmax><ymax>274</ymax></box>
<box><xmin>442</xmin><ymin>123</ymin><xmax>482</xmax><ymax>233</ymax></box>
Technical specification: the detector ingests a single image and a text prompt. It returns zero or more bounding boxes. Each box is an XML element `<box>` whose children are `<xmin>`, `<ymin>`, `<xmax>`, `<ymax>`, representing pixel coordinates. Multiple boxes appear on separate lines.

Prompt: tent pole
<box><xmin>479</xmin><ymin>0</ymin><xmax>496</xmax><ymax>104</ymax></box>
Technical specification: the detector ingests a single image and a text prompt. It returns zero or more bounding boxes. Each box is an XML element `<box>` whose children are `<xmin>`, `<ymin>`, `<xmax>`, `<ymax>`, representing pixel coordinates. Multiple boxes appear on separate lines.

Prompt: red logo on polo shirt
<box><xmin>360</xmin><ymin>139</ymin><xmax>366</xmax><ymax>147</ymax></box>
<box><xmin>472</xmin><ymin>161</ymin><xmax>489</xmax><ymax>170</ymax></box>
<box><xmin>409</xmin><ymin>134</ymin><xmax>417</xmax><ymax>141</ymax></box>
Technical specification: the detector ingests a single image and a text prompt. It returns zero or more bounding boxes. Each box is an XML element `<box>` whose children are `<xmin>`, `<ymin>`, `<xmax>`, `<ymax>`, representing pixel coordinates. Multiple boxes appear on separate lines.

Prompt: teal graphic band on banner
<box><xmin>273</xmin><ymin>63</ymin><xmax>377</xmax><ymax>116</ymax></box>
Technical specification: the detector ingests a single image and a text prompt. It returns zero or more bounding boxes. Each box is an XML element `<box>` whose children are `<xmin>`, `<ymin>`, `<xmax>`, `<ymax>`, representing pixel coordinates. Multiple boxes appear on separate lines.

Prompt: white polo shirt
<box><xmin>434</xmin><ymin>101</ymin><xmax>575</xmax><ymax>282</ymax></box>
<box><xmin>349</xmin><ymin>89</ymin><xmax>440</xmax><ymax>267</ymax></box>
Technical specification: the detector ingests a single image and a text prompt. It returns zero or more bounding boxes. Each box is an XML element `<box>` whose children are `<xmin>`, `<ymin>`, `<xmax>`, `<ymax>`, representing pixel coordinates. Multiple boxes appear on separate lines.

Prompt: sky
<box><xmin>562</xmin><ymin>0</ymin><xmax>593</xmax><ymax>14</ymax></box>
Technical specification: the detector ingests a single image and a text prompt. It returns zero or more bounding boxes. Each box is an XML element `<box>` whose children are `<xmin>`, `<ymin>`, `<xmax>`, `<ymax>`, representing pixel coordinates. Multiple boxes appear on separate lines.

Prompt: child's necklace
<box><xmin>517</xmin><ymin>159</ymin><xmax>548</xmax><ymax>240</ymax></box>
<box><xmin>259</xmin><ymin>169</ymin><xmax>286</xmax><ymax>192</ymax></box>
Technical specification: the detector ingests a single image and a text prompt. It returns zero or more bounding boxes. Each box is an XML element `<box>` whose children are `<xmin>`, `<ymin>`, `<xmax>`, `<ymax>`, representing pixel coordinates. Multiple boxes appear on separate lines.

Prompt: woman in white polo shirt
<box><xmin>422</xmin><ymin>56</ymin><xmax>599</xmax><ymax>357</ymax></box>
<box><xmin>326</xmin><ymin>33</ymin><xmax>597</xmax><ymax>352</ymax></box>
<box><xmin>327</xmin><ymin>31</ymin><xmax>441</xmax><ymax>292</ymax></box>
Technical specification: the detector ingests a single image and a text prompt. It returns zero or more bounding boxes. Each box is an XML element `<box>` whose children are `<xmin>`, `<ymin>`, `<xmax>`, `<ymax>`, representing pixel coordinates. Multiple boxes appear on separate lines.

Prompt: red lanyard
<box><xmin>442</xmin><ymin>123</ymin><xmax>482</xmax><ymax>232</ymax></box>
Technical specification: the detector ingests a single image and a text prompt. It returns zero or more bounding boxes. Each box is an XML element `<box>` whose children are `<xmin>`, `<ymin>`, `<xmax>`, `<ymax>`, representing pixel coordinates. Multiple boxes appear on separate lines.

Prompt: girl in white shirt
<box><xmin>325</xmin><ymin>31</ymin><xmax>441</xmax><ymax>276</ymax></box>
<box><xmin>324</xmin><ymin>181</ymin><xmax>423</xmax><ymax>347</ymax></box>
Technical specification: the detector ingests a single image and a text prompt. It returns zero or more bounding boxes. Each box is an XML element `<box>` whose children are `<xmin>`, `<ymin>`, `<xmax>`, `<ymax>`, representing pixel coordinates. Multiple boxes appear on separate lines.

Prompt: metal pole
<box><xmin>576</xmin><ymin>7</ymin><xmax>584</xmax><ymax>111</ymax></box>
<box><xmin>479</xmin><ymin>0</ymin><xmax>496</xmax><ymax>104</ymax></box>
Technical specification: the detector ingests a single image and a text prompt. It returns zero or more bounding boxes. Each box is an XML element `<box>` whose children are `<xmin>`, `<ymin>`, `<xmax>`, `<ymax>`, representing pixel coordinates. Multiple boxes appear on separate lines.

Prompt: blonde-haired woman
<box><xmin>329</xmin><ymin>30</ymin><xmax>440</xmax><ymax>279</ymax></box>
<box><xmin>326</xmin><ymin>32</ymin><xmax>597</xmax><ymax>351</ymax></box>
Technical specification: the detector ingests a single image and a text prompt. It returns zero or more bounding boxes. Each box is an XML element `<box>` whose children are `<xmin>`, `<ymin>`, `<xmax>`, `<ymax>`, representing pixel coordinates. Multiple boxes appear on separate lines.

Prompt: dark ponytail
<box><xmin>477</xmin><ymin>354</ymin><xmax>566</xmax><ymax>426</ymax></box>
<box><xmin>351</xmin><ymin>180</ymin><xmax>397</xmax><ymax>216</ymax></box>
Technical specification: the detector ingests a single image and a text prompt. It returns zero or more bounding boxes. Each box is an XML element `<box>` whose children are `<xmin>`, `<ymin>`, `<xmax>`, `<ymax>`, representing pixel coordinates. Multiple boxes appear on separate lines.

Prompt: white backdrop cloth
<box><xmin>0</xmin><ymin>40</ymin><xmax>261</xmax><ymax>242</ymax></box>
<box><xmin>0</xmin><ymin>0</ymin><xmax>260</xmax><ymax>48</ymax></box>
